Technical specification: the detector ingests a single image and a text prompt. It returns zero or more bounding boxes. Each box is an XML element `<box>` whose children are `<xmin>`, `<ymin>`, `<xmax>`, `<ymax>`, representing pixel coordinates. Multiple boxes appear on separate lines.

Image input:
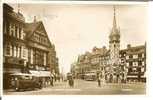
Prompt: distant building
<box><xmin>3</xmin><ymin>4</ymin><xmax>59</xmax><ymax>89</ymax></box>
<box><xmin>120</xmin><ymin>44</ymin><xmax>146</xmax><ymax>82</ymax></box>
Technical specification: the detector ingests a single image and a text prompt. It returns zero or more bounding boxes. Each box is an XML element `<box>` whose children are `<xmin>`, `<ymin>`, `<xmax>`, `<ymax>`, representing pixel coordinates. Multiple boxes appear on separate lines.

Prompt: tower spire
<box><xmin>113</xmin><ymin>5</ymin><xmax>117</xmax><ymax>29</ymax></box>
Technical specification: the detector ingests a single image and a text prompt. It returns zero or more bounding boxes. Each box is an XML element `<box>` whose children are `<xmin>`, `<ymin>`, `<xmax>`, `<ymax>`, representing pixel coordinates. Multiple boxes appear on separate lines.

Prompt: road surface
<box><xmin>4</xmin><ymin>79</ymin><xmax>146</xmax><ymax>95</ymax></box>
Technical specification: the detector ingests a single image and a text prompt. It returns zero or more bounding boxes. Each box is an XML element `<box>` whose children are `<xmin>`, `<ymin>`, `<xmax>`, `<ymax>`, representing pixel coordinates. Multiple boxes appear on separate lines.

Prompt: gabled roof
<box><xmin>24</xmin><ymin>21</ymin><xmax>53</xmax><ymax>47</ymax></box>
<box><xmin>24</xmin><ymin>21</ymin><xmax>42</xmax><ymax>38</ymax></box>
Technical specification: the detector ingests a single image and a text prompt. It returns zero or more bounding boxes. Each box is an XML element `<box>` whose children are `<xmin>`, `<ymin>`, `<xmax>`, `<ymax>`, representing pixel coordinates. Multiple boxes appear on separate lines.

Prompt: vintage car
<box><xmin>84</xmin><ymin>72</ymin><xmax>97</xmax><ymax>81</ymax></box>
<box><xmin>11</xmin><ymin>73</ymin><xmax>43</xmax><ymax>91</ymax></box>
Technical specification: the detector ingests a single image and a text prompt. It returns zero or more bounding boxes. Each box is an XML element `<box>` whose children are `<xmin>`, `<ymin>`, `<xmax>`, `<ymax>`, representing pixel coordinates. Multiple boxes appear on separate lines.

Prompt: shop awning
<box><xmin>3</xmin><ymin>68</ymin><xmax>21</xmax><ymax>74</ymax></box>
<box><xmin>10</xmin><ymin>73</ymin><xmax>33</xmax><ymax>76</ymax></box>
<box><xmin>29</xmin><ymin>70</ymin><xmax>51</xmax><ymax>77</ymax></box>
<box><xmin>39</xmin><ymin>71</ymin><xmax>51</xmax><ymax>77</ymax></box>
<box><xmin>29</xmin><ymin>70</ymin><xmax>40</xmax><ymax>77</ymax></box>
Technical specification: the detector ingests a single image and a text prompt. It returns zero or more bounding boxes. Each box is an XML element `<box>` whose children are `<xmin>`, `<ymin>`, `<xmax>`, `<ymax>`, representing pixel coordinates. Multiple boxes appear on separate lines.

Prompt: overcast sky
<box><xmin>10</xmin><ymin>4</ymin><xmax>148</xmax><ymax>73</ymax></box>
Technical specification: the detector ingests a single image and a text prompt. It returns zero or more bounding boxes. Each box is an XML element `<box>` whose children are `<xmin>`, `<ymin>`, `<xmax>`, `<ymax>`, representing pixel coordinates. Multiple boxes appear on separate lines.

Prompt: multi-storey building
<box><xmin>3</xmin><ymin>4</ymin><xmax>27</xmax><ymax>89</ymax></box>
<box><xmin>72</xmin><ymin>46</ymin><xmax>109</xmax><ymax>79</ymax></box>
<box><xmin>24</xmin><ymin>19</ymin><xmax>54</xmax><ymax>87</ymax></box>
<box><xmin>120</xmin><ymin>44</ymin><xmax>146</xmax><ymax>82</ymax></box>
<box><xmin>72</xmin><ymin>45</ymin><xmax>146</xmax><ymax>83</ymax></box>
<box><xmin>3</xmin><ymin>4</ymin><xmax>59</xmax><ymax>89</ymax></box>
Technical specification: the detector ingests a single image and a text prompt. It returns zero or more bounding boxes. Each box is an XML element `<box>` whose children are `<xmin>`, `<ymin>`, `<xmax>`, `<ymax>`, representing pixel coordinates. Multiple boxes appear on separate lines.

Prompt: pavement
<box><xmin>3</xmin><ymin>79</ymin><xmax>146</xmax><ymax>95</ymax></box>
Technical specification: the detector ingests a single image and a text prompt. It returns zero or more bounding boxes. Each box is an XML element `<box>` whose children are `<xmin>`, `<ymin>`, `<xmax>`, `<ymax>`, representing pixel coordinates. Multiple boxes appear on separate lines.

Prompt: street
<box><xmin>4</xmin><ymin>79</ymin><xmax>146</xmax><ymax>95</ymax></box>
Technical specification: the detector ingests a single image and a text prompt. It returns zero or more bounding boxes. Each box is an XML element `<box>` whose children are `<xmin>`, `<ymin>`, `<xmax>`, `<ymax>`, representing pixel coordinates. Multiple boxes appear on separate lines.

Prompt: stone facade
<box><xmin>3</xmin><ymin>4</ymin><xmax>59</xmax><ymax>89</ymax></box>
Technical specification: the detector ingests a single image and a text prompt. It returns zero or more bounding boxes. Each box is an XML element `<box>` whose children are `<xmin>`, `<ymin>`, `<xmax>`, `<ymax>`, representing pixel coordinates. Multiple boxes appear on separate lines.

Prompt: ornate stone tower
<box><xmin>109</xmin><ymin>6</ymin><xmax>120</xmax><ymax>82</ymax></box>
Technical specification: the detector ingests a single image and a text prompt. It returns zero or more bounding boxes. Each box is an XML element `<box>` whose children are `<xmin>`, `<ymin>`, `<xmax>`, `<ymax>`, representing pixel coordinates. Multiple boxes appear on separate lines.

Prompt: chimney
<box><xmin>34</xmin><ymin>16</ymin><xmax>37</xmax><ymax>22</ymax></box>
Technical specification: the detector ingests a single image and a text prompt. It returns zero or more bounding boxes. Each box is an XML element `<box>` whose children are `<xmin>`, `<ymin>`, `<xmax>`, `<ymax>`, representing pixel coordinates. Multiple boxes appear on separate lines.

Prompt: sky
<box><xmin>10</xmin><ymin>3</ymin><xmax>148</xmax><ymax>74</ymax></box>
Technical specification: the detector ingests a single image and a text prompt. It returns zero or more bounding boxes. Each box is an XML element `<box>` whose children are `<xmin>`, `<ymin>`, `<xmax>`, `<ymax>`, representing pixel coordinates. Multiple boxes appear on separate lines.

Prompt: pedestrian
<box><xmin>97</xmin><ymin>75</ymin><xmax>101</xmax><ymax>87</ymax></box>
<box><xmin>50</xmin><ymin>75</ymin><xmax>54</xmax><ymax>86</ymax></box>
<box><xmin>68</xmin><ymin>74</ymin><xmax>74</xmax><ymax>87</ymax></box>
<box><xmin>58</xmin><ymin>75</ymin><xmax>60</xmax><ymax>82</ymax></box>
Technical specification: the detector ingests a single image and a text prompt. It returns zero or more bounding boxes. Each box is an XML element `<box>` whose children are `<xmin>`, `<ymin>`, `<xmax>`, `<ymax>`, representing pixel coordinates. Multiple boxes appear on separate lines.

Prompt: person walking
<box><xmin>50</xmin><ymin>75</ymin><xmax>54</xmax><ymax>86</ymax></box>
<box><xmin>68</xmin><ymin>74</ymin><xmax>74</xmax><ymax>87</ymax></box>
<box><xmin>97</xmin><ymin>74</ymin><xmax>101</xmax><ymax>87</ymax></box>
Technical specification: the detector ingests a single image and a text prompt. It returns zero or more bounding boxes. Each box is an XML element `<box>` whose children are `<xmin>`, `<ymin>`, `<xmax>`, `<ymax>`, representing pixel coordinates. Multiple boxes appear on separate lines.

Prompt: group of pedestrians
<box><xmin>50</xmin><ymin>74</ymin><xmax>74</xmax><ymax>87</ymax></box>
<box><xmin>50</xmin><ymin>74</ymin><xmax>62</xmax><ymax>86</ymax></box>
<box><xmin>50</xmin><ymin>73</ymin><xmax>105</xmax><ymax>88</ymax></box>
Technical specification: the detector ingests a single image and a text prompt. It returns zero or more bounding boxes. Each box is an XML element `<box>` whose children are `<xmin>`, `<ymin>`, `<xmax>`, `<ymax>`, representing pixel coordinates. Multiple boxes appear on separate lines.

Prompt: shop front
<box><xmin>3</xmin><ymin>67</ymin><xmax>22</xmax><ymax>89</ymax></box>
<box><xmin>29</xmin><ymin>70</ymin><xmax>51</xmax><ymax>87</ymax></box>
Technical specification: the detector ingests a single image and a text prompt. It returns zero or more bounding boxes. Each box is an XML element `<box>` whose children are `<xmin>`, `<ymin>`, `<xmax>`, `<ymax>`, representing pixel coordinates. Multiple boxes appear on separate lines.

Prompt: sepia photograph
<box><xmin>2</xmin><ymin>2</ymin><xmax>147</xmax><ymax>95</ymax></box>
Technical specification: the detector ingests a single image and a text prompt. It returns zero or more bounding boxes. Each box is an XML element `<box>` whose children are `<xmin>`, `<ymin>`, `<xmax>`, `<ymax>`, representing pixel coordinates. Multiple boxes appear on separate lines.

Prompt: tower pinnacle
<box><xmin>109</xmin><ymin>5</ymin><xmax>120</xmax><ymax>39</ymax></box>
<box><xmin>113</xmin><ymin>6</ymin><xmax>117</xmax><ymax>29</ymax></box>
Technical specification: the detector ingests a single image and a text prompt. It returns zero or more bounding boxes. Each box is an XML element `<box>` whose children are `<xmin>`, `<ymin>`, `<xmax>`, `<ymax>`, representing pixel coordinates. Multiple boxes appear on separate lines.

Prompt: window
<box><xmin>142</xmin><ymin>53</ymin><xmax>145</xmax><ymax>58</ymax></box>
<box><xmin>126</xmin><ymin>55</ymin><xmax>129</xmax><ymax>59</ymax></box>
<box><xmin>12</xmin><ymin>45</ymin><xmax>14</xmax><ymax>57</ymax></box>
<box><xmin>142</xmin><ymin>61</ymin><xmax>145</xmax><ymax>66</ymax></box>
<box><xmin>126</xmin><ymin>62</ymin><xmax>129</xmax><ymax>67</ymax></box>
<box><xmin>129</xmin><ymin>55</ymin><xmax>133</xmax><ymax>59</ymax></box>
<box><xmin>19</xmin><ymin>28</ymin><xmax>21</xmax><ymax>39</ymax></box>
<box><xmin>22</xmin><ymin>33</ymin><xmax>26</xmax><ymax>40</ymax></box>
<box><xmin>133</xmin><ymin>54</ymin><xmax>138</xmax><ymax>59</ymax></box>
<box><xmin>133</xmin><ymin>67</ymin><xmax>136</xmax><ymax>70</ymax></box>
<box><xmin>11</xmin><ymin>23</ymin><xmax>14</xmax><ymax>28</ymax></box>
<box><xmin>23</xmin><ymin>47</ymin><xmax>26</xmax><ymax>58</ymax></box>
<box><xmin>138</xmin><ymin>53</ymin><xmax>142</xmax><ymax>58</ymax></box>
<box><xmin>11</xmin><ymin>30</ymin><xmax>14</xmax><ymax>36</ymax></box>
<box><xmin>138</xmin><ymin>61</ymin><xmax>142</xmax><ymax>66</ymax></box>
<box><xmin>16</xmin><ymin>46</ymin><xmax>19</xmax><ymax>58</ymax></box>
<box><xmin>44</xmin><ymin>53</ymin><xmax>46</xmax><ymax>66</ymax></box>
<box><xmin>19</xmin><ymin>47</ymin><xmax>21</xmax><ymax>58</ymax></box>
<box><xmin>14</xmin><ymin>46</ymin><xmax>16</xmax><ymax>57</ymax></box>
<box><xmin>6</xmin><ymin>45</ymin><xmax>10</xmax><ymax>55</ymax></box>
<box><xmin>128</xmin><ymin>68</ymin><xmax>132</xmax><ymax>72</ymax></box>
<box><xmin>141</xmin><ymin>68</ymin><xmax>144</xmax><ymax>72</ymax></box>
<box><xmin>15</xmin><ymin>26</ymin><xmax>18</xmax><ymax>37</ymax></box>
<box><xmin>133</xmin><ymin>62</ymin><xmax>138</xmax><ymax>66</ymax></box>
<box><xmin>129</xmin><ymin>62</ymin><xmax>132</xmax><ymax>66</ymax></box>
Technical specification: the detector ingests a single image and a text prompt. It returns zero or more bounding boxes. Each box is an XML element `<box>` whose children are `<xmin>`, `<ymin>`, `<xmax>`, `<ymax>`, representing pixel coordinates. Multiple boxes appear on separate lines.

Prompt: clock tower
<box><xmin>109</xmin><ymin>6</ymin><xmax>120</xmax><ymax>83</ymax></box>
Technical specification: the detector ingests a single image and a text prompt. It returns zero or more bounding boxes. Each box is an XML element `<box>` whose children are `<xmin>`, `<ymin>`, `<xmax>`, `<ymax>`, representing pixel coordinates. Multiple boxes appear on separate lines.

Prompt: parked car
<box><xmin>11</xmin><ymin>73</ymin><xmax>42</xmax><ymax>91</ymax></box>
<box><xmin>84</xmin><ymin>72</ymin><xmax>97</xmax><ymax>81</ymax></box>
